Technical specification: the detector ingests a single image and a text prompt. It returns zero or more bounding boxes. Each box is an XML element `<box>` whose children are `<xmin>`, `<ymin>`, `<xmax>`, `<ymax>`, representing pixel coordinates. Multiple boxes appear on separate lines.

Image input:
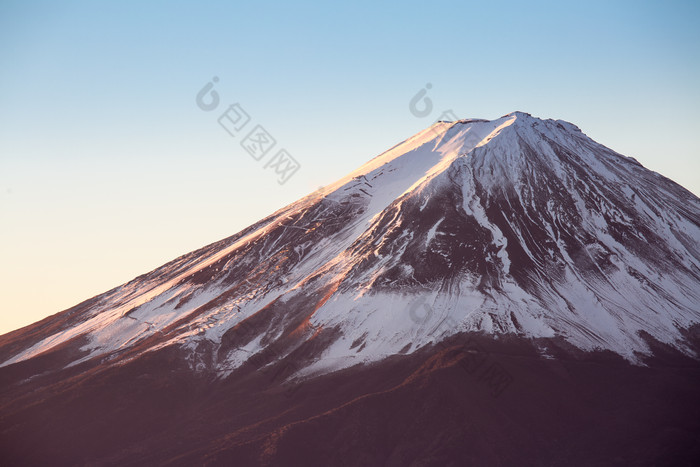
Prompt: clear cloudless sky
<box><xmin>1</xmin><ymin>0</ymin><xmax>699</xmax><ymax>335</ymax></box>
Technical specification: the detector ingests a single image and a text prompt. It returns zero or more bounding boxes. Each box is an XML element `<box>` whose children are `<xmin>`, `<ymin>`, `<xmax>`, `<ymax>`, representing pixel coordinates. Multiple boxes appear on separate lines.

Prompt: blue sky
<box><xmin>1</xmin><ymin>0</ymin><xmax>699</xmax><ymax>334</ymax></box>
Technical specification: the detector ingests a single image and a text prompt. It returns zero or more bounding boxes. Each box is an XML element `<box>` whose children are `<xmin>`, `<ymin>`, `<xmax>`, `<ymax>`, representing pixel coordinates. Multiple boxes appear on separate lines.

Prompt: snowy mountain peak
<box><xmin>501</xmin><ymin>110</ymin><xmax>532</xmax><ymax>118</ymax></box>
<box><xmin>2</xmin><ymin>112</ymin><xmax>699</xmax><ymax>381</ymax></box>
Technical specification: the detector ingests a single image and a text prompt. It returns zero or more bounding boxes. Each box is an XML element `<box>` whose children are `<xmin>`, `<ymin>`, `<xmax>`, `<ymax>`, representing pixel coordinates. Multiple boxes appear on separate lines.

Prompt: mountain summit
<box><xmin>3</xmin><ymin>111</ymin><xmax>698</xmax><ymax>373</ymax></box>
<box><xmin>2</xmin><ymin>112</ymin><xmax>699</xmax><ymax>465</ymax></box>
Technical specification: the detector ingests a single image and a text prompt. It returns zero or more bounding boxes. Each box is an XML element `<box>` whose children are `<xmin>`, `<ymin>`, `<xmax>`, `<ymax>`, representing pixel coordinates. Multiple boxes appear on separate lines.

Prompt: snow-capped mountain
<box><xmin>2</xmin><ymin>111</ymin><xmax>699</xmax><ymax>377</ymax></box>
<box><xmin>2</xmin><ymin>112</ymin><xmax>699</xmax><ymax>466</ymax></box>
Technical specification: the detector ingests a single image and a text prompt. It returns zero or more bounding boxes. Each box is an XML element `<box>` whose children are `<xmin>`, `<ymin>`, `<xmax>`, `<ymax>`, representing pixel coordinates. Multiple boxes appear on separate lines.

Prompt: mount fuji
<box><xmin>2</xmin><ymin>111</ymin><xmax>699</xmax><ymax>466</ymax></box>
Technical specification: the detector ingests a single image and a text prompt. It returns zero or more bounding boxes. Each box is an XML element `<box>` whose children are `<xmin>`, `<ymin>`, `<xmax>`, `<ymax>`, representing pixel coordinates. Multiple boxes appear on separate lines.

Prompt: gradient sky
<box><xmin>1</xmin><ymin>0</ymin><xmax>699</xmax><ymax>335</ymax></box>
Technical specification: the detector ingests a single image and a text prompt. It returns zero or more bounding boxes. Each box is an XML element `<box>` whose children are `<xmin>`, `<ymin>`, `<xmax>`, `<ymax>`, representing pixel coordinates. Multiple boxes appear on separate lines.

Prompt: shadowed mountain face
<box><xmin>1</xmin><ymin>112</ymin><xmax>699</xmax><ymax>465</ymax></box>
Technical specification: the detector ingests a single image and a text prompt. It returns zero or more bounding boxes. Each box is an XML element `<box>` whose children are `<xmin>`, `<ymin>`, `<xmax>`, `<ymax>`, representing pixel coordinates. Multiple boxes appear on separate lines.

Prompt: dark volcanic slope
<box><xmin>1</xmin><ymin>333</ymin><xmax>700</xmax><ymax>466</ymax></box>
<box><xmin>3</xmin><ymin>112</ymin><xmax>699</xmax><ymax>377</ymax></box>
<box><xmin>1</xmin><ymin>112</ymin><xmax>700</xmax><ymax>466</ymax></box>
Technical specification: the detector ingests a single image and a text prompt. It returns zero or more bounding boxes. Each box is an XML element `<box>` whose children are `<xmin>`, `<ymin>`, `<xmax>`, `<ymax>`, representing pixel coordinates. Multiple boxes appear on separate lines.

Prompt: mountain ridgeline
<box><xmin>1</xmin><ymin>112</ymin><xmax>699</xmax><ymax>465</ymax></box>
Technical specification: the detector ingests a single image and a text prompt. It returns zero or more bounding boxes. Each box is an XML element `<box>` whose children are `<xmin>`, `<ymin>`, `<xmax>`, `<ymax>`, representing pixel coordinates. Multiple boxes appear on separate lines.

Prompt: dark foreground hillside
<box><xmin>2</xmin><ymin>331</ymin><xmax>699</xmax><ymax>466</ymax></box>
